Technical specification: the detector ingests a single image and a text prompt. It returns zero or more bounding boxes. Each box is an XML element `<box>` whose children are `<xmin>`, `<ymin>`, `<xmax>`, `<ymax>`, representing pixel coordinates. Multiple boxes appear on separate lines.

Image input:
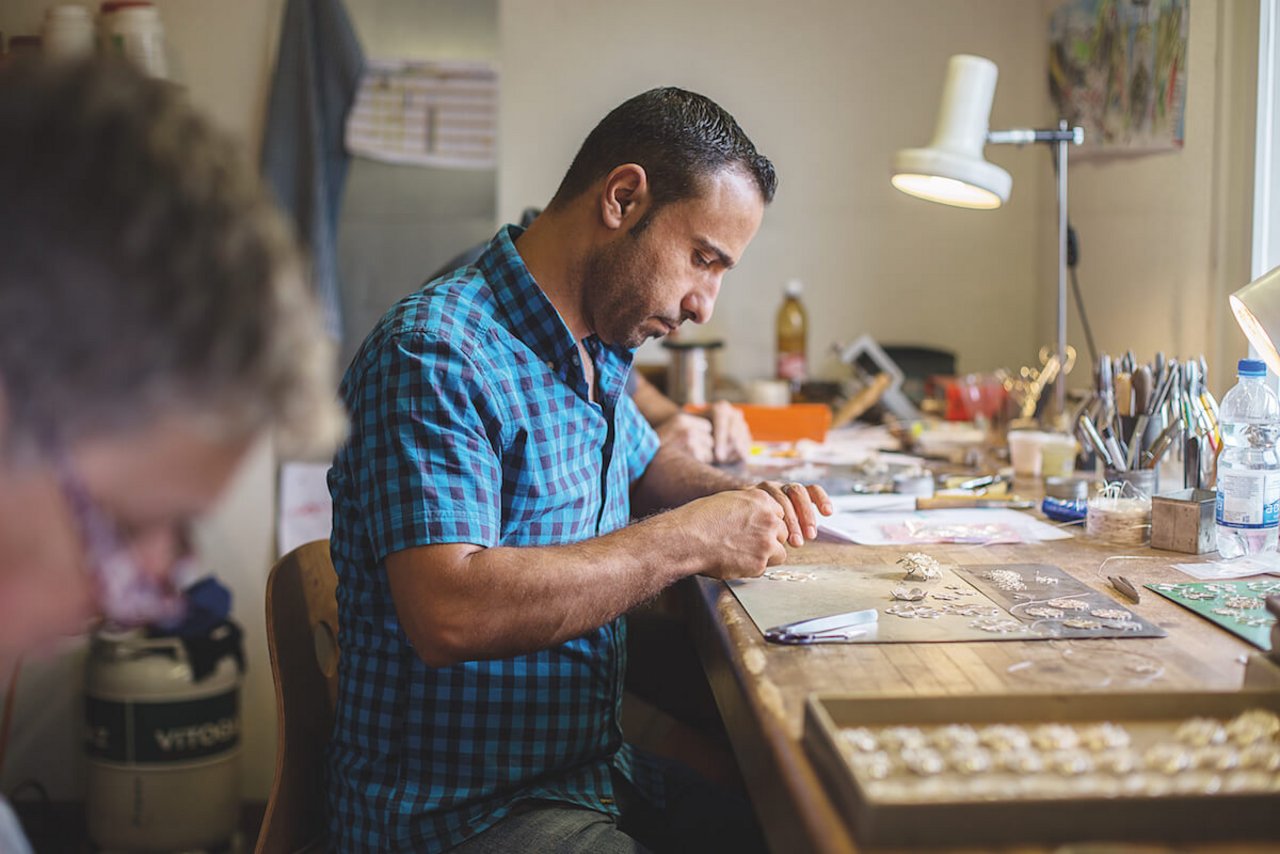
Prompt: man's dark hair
<box><xmin>547</xmin><ymin>87</ymin><xmax>776</xmax><ymax>218</ymax></box>
<box><xmin>0</xmin><ymin>59</ymin><xmax>343</xmax><ymax>458</ymax></box>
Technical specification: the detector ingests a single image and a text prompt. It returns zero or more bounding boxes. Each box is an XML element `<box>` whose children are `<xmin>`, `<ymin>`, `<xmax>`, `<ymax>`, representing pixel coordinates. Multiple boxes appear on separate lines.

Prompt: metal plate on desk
<box><xmin>727</xmin><ymin>562</ymin><xmax>1164</xmax><ymax>643</ymax></box>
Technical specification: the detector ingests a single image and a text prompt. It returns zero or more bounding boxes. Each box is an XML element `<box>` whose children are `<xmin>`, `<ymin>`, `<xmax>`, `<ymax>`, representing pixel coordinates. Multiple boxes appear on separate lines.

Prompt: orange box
<box><xmin>688</xmin><ymin>402</ymin><xmax>832</xmax><ymax>443</ymax></box>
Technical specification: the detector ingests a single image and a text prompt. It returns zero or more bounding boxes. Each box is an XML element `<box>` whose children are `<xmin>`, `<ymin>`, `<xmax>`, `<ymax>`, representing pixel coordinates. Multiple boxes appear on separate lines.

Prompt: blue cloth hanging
<box><xmin>261</xmin><ymin>0</ymin><xmax>364</xmax><ymax>339</ymax></box>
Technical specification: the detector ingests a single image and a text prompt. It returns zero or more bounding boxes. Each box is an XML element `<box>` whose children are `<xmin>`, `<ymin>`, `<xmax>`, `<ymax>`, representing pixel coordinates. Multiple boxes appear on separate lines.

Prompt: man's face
<box><xmin>0</xmin><ymin>414</ymin><xmax>251</xmax><ymax>658</ymax></box>
<box><xmin>583</xmin><ymin>168</ymin><xmax>765</xmax><ymax>349</ymax></box>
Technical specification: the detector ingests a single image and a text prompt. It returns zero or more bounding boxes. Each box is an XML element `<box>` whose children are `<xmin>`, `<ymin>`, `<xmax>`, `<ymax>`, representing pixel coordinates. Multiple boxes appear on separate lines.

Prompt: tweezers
<box><xmin>1108</xmin><ymin>575</ymin><xmax>1141</xmax><ymax>604</ymax></box>
<box><xmin>764</xmin><ymin>608</ymin><xmax>878</xmax><ymax>645</ymax></box>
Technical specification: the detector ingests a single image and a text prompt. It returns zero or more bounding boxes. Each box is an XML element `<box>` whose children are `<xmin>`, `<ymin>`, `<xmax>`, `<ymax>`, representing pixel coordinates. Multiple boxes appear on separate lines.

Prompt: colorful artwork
<box><xmin>1048</xmin><ymin>0</ymin><xmax>1189</xmax><ymax>153</ymax></box>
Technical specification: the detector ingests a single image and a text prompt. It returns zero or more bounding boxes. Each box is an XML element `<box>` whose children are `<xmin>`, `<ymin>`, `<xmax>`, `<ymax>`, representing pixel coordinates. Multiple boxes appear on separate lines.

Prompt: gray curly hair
<box><xmin>0</xmin><ymin>59</ymin><xmax>344</xmax><ymax>459</ymax></box>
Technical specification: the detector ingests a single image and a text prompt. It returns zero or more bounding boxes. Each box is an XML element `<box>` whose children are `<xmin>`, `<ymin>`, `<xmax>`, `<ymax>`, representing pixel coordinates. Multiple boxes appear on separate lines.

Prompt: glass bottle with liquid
<box><xmin>776</xmin><ymin>278</ymin><xmax>807</xmax><ymax>395</ymax></box>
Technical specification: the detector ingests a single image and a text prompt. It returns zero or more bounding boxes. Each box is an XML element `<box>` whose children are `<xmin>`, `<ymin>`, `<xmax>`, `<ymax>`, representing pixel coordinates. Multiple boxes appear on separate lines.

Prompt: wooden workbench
<box><xmin>681</xmin><ymin>533</ymin><xmax>1274</xmax><ymax>853</ymax></box>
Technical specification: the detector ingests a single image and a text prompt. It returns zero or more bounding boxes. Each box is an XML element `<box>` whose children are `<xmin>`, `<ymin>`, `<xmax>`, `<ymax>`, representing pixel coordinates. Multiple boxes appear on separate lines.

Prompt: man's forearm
<box><xmin>390</xmin><ymin>507</ymin><xmax>717</xmax><ymax>666</ymax></box>
<box><xmin>631</xmin><ymin>443</ymin><xmax>750</xmax><ymax>515</ymax></box>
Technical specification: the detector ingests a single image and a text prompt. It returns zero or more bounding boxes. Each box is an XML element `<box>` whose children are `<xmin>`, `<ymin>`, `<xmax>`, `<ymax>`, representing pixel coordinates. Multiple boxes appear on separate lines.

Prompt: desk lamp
<box><xmin>1231</xmin><ymin>265</ymin><xmax>1280</xmax><ymax>375</ymax></box>
<box><xmin>891</xmin><ymin>54</ymin><xmax>1083</xmax><ymax>420</ymax></box>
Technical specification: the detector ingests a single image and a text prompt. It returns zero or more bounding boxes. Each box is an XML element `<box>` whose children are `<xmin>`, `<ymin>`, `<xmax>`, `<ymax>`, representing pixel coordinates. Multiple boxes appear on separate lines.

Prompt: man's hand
<box><xmin>655</xmin><ymin>402</ymin><xmax>752</xmax><ymax>464</ymax></box>
<box><xmin>754</xmin><ymin>481</ymin><xmax>833</xmax><ymax>547</ymax></box>
<box><xmin>670</xmin><ymin>480</ymin><xmax>834</xmax><ymax>580</ymax></box>
<box><xmin>655</xmin><ymin>412</ymin><xmax>714</xmax><ymax>463</ymax></box>
<box><xmin>707</xmin><ymin>400</ymin><xmax>751</xmax><ymax>463</ymax></box>
<box><xmin>677</xmin><ymin>488</ymin><xmax>790</xmax><ymax>579</ymax></box>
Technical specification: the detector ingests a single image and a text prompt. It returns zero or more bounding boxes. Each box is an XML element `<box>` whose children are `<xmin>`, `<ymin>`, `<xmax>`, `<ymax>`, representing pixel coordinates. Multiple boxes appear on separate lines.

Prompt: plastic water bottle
<box><xmin>1215</xmin><ymin>358</ymin><xmax>1280</xmax><ymax>558</ymax></box>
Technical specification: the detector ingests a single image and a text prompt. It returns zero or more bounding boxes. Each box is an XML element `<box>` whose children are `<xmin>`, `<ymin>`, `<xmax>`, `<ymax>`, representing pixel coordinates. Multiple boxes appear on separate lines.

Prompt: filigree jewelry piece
<box><xmin>890</xmin><ymin>586</ymin><xmax>926</xmax><ymax>602</ymax></box>
<box><xmin>901</xmin><ymin>746</ymin><xmax>946</xmax><ymax>776</ymax></box>
<box><xmin>839</xmin><ymin>727</ymin><xmax>879</xmax><ymax>753</ymax></box>
<box><xmin>885</xmin><ymin>603</ymin><xmax>941</xmax><ymax>619</ymax></box>
<box><xmin>1034</xmin><ymin>573</ymin><xmax>1060</xmax><ymax>585</ymax></box>
<box><xmin>979</xmin><ymin>724</ymin><xmax>1031</xmax><ymax>752</ymax></box>
<box><xmin>1225</xmin><ymin>709</ymin><xmax>1280</xmax><ymax>745</ymax></box>
<box><xmin>1224</xmin><ymin>596</ymin><xmax>1263</xmax><ymax>610</ymax></box>
<box><xmin>1025</xmin><ymin>606</ymin><xmax>1064</xmax><ymax>619</ymax></box>
<box><xmin>898</xmin><ymin>552</ymin><xmax>943</xmax><ymax>581</ymax></box>
<box><xmin>998</xmin><ymin>749</ymin><xmax>1044</xmax><ymax>774</ymax></box>
<box><xmin>849</xmin><ymin>750</ymin><xmax>894</xmax><ymax>780</ymax></box>
<box><xmin>971</xmin><ymin>617</ymin><xmax>1023</xmax><ymax>633</ymax></box>
<box><xmin>1063</xmin><ymin>618</ymin><xmax>1101</xmax><ymax>630</ymax></box>
<box><xmin>880</xmin><ymin>727</ymin><xmax>926</xmax><ymax>750</ymax></box>
<box><xmin>1091</xmin><ymin>608</ymin><xmax>1130</xmax><ymax>620</ymax></box>
<box><xmin>1031</xmin><ymin>724</ymin><xmax>1079</xmax><ymax>751</ymax></box>
<box><xmin>983</xmin><ymin>569</ymin><xmax>1026</xmax><ymax>591</ymax></box>
<box><xmin>1102</xmin><ymin>620</ymin><xmax>1142</xmax><ymax>631</ymax></box>
<box><xmin>946</xmin><ymin>746</ymin><xmax>993</xmax><ymax>775</ymax></box>
<box><xmin>1045</xmin><ymin>597</ymin><xmax>1090</xmax><ymax>611</ymax></box>
<box><xmin>1078</xmin><ymin>722</ymin><xmax>1131</xmax><ymax>751</ymax></box>
<box><xmin>761</xmin><ymin>568</ymin><xmax>817</xmax><ymax>582</ymax></box>
<box><xmin>929</xmin><ymin>724</ymin><xmax>979</xmax><ymax>750</ymax></box>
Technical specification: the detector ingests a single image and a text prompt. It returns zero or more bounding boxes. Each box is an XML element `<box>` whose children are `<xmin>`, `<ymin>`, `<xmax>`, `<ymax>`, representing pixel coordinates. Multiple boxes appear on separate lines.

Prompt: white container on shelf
<box><xmin>101</xmin><ymin>2</ymin><xmax>167</xmax><ymax>78</ymax></box>
<box><xmin>42</xmin><ymin>5</ymin><xmax>95</xmax><ymax>60</ymax></box>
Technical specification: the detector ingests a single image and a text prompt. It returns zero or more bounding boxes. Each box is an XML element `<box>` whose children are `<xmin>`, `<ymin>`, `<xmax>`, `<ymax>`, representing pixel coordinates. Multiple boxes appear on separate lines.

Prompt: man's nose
<box><xmin>681</xmin><ymin>279</ymin><xmax>721</xmax><ymax>325</ymax></box>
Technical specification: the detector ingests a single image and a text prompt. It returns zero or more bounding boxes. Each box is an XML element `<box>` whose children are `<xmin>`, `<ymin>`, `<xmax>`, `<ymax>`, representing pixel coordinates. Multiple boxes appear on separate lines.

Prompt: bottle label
<box><xmin>1215</xmin><ymin>469</ymin><xmax>1280</xmax><ymax>529</ymax></box>
<box><xmin>777</xmin><ymin>353</ymin><xmax>806</xmax><ymax>383</ymax></box>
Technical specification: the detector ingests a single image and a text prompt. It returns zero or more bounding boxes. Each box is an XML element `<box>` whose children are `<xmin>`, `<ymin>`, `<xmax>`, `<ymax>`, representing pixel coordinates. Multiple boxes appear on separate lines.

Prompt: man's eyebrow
<box><xmin>696</xmin><ymin>238</ymin><xmax>736</xmax><ymax>269</ymax></box>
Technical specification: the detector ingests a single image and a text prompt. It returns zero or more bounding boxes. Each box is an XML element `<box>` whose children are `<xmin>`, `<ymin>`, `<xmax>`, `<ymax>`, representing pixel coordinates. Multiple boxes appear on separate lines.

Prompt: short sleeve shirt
<box><xmin>326</xmin><ymin>225</ymin><xmax>660</xmax><ymax>851</ymax></box>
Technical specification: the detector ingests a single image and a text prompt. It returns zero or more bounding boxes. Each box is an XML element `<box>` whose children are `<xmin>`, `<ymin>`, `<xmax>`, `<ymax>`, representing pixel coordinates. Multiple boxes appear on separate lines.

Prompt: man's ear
<box><xmin>599</xmin><ymin>164</ymin><xmax>649</xmax><ymax>231</ymax></box>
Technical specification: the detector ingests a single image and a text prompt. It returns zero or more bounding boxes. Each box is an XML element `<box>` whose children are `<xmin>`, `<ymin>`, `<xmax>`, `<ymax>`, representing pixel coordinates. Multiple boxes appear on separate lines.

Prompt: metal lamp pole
<box><xmin>987</xmin><ymin>122</ymin><xmax>1083</xmax><ymax>422</ymax></box>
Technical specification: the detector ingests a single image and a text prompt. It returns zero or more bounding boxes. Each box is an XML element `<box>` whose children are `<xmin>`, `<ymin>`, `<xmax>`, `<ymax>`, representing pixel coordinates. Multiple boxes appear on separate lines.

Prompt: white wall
<box><xmin>337</xmin><ymin>0</ymin><xmax>499</xmax><ymax>365</ymax></box>
<box><xmin>1061</xmin><ymin>0</ymin><xmax>1257</xmax><ymax>396</ymax></box>
<box><xmin>499</xmin><ymin>0</ymin><xmax>1052</xmax><ymax>381</ymax></box>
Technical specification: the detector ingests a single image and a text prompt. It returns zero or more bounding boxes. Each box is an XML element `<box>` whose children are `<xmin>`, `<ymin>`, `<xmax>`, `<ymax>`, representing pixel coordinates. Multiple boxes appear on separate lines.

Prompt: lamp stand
<box><xmin>988</xmin><ymin>122</ymin><xmax>1083</xmax><ymax>426</ymax></box>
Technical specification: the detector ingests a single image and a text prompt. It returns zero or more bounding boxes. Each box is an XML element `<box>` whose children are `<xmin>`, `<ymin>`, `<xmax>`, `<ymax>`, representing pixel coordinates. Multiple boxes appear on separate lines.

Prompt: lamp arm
<box><xmin>988</xmin><ymin>127</ymin><xmax>1084</xmax><ymax>146</ymax></box>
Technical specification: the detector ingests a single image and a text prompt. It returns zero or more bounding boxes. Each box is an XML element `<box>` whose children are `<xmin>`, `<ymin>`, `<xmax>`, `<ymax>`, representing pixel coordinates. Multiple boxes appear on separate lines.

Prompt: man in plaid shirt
<box><xmin>328</xmin><ymin>87</ymin><xmax>831</xmax><ymax>852</ymax></box>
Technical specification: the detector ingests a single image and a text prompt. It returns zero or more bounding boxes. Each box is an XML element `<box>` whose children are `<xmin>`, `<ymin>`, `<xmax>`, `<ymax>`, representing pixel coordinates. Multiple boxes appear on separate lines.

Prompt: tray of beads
<box><xmin>803</xmin><ymin>691</ymin><xmax>1280</xmax><ymax>846</ymax></box>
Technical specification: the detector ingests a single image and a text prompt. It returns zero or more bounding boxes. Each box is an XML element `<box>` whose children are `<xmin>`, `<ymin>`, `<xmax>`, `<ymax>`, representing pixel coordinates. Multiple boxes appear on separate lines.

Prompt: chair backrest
<box><xmin>257</xmin><ymin>539</ymin><xmax>340</xmax><ymax>854</ymax></box>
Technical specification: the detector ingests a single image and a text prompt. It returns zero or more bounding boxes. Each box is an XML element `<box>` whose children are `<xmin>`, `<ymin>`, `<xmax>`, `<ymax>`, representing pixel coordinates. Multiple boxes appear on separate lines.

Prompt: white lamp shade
<box><xmin>1230</xmin><ymin>263</ymin><xmax>1280</xmax><ymax>375</ymax></box>
<box><xmin>891</xmin><ymin>54</ymin><xmax>1011</xmax><ymax>210</ymax></box>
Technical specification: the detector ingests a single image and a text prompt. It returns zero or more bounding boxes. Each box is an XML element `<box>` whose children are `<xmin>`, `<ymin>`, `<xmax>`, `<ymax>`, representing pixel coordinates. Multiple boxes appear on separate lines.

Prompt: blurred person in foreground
<box><xmin>0</xmin><ymin>59</ymin><xmax>343</xmax><ymax>853</ymax></box>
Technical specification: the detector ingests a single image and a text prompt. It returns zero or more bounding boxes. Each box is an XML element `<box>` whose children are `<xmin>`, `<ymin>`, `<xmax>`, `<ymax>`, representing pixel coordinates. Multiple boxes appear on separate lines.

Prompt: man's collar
<box><xmin>478</xmin><ymin>224</ymin><xmax>579</xmax><ymax>369</ymax></box>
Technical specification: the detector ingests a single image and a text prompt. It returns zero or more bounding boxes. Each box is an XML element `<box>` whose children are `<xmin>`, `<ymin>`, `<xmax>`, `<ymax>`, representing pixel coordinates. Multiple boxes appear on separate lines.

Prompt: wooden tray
<box><xmin>803</xmin><ymin>690</ymin><xmax>1280</xmax><ymax>847</ymax></box>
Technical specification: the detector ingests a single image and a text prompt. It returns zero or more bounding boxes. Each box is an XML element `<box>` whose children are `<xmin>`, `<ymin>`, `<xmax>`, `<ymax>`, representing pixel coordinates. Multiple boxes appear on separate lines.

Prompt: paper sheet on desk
<box><xmin>818</xmin><ymin>507</ymin><xmax>1072</xmax><ymax>545</ymax></box>
<box><xmin>1173</xmin><ymin>552</ymin><xmax>1280</xmax><ymax>580</ymax></box>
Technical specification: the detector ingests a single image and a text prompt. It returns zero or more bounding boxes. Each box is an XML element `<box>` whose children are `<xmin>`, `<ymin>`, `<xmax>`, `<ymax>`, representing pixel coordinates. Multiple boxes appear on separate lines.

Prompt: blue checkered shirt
<box><xmin>326</xmin><ymin>225</ymin><xmax>661</xmax><ymax>851</ymax></box>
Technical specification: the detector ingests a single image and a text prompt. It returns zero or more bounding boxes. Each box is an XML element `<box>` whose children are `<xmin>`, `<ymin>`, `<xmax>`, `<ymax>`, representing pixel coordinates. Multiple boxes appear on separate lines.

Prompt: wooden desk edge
<box><xmin>685</xmin><ymin>576</ymin><xmax>858</xmax><ymax>854</ymax></box>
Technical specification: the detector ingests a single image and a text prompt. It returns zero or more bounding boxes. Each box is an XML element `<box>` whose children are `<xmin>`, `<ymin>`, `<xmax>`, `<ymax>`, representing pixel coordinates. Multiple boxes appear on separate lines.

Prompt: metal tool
<box><xmin>764</xmin><ymin>608</ymin><xmax>878</xmax><ymax>645</ymax></box>
<box><xmin>1079</xmin><ymin>414</ymin><xmax>1113</xmax><ymax>467</ymax></box>
<box><xmin>1108</xmin><ymin>575</ymin><xmax>1141</xmax><ymax>604</ymax></box>
<box><xmin>1126</xmin><ymin>364</ymin><xmax>1154</xmax><ymax>469</ymax></box>
<box><xmin>1142</xmin><ymin>418</ymin><xmax>1183</xmax><ymax>469</ymax></box>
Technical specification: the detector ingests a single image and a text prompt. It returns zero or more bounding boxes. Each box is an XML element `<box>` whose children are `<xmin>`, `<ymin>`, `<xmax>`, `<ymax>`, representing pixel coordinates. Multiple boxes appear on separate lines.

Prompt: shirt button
<box><xmin>571</xmin><ymin>353</ymin><xmax>579</xmax><ymax>364</ymax></box>
<box><xmin>546</xmin><ymin>361</ymin><xmax>555</xmax><ymax>370</ymax></box>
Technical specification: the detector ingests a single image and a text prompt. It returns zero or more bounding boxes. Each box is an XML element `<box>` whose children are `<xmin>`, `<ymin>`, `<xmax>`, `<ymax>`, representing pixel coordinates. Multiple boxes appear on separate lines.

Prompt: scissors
<box><xmin>764</xmin><ymin>608</ymin><xmax>878</xmax><ymax>645</ymax></box>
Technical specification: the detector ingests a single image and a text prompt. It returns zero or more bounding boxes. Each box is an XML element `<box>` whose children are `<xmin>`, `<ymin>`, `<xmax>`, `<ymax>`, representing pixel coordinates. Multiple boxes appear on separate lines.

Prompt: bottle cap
<box><xmin>784</xmin><ymin>278</ymin><xmax>803</xmax><ymax>297</ymax></box>
<box><xmin>1238</xmin><ymin>358</ymin><xmax>1267</xmax><ymax>377</ymax></box>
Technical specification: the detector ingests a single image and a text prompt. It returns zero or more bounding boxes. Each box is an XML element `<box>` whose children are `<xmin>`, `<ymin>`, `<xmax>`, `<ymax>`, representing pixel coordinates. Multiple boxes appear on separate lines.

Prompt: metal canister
<box><xmin>663</xmin><ymin>339</ymin><xmax>722</xmax><ymax>406</ymax></box>
<box><xmin>85</xmin><ymin>629</ymin><xmax>241</xmax><ymax>852</ymax></box>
